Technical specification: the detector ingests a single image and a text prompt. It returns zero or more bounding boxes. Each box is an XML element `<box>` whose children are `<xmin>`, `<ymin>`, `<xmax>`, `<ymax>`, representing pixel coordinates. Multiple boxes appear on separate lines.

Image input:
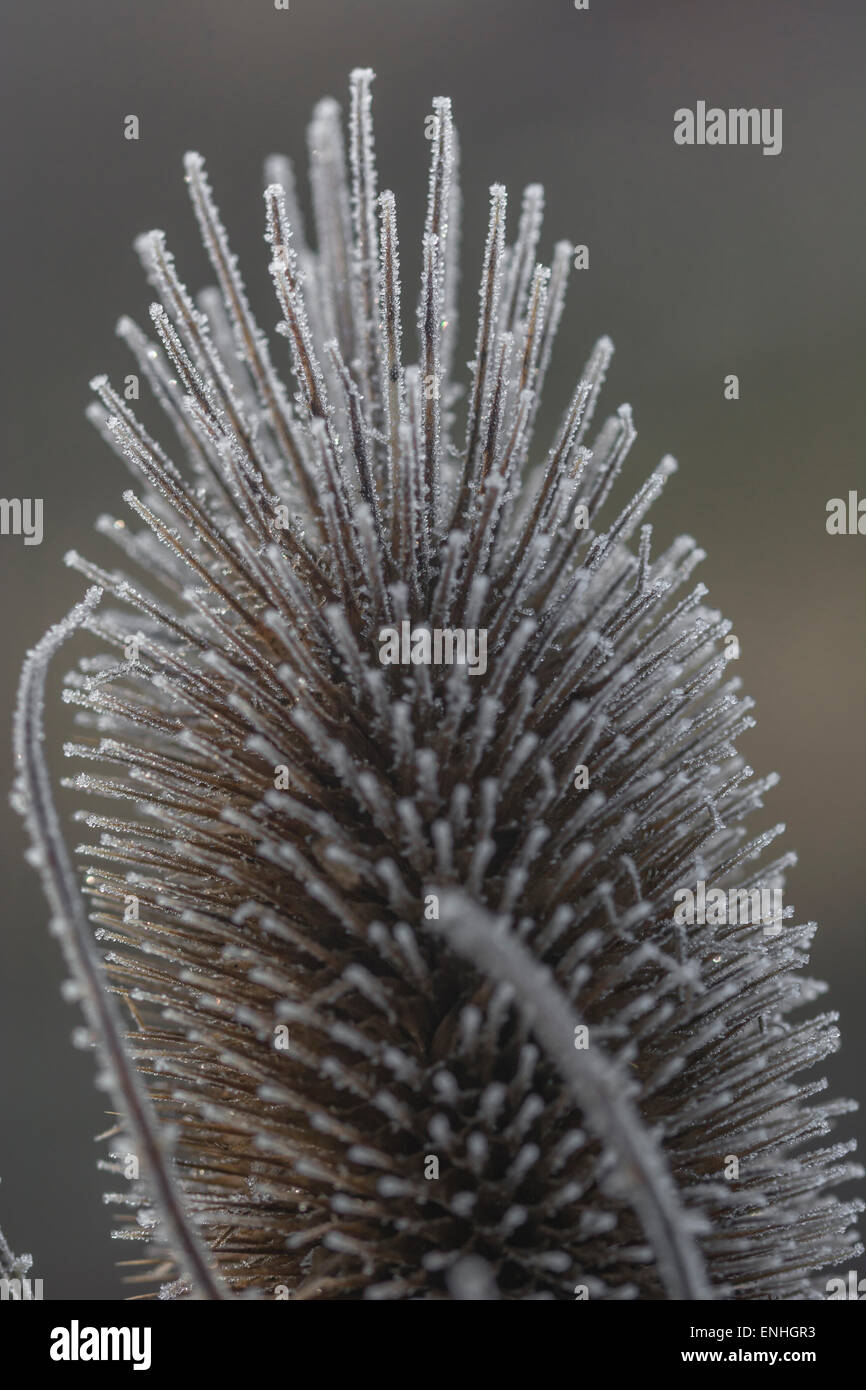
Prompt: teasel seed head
<box><xmin>12</xmin><ymin>69</ymin><xmax>862</xmax><ymax>1300</ymax></box>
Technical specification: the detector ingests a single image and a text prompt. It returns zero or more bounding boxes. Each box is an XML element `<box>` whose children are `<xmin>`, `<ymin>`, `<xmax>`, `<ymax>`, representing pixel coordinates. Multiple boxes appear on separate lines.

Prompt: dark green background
<box><xmin>0</xmin><ymin>0</ymin><xmax>863</xmax><ymax>1298</ymax></box>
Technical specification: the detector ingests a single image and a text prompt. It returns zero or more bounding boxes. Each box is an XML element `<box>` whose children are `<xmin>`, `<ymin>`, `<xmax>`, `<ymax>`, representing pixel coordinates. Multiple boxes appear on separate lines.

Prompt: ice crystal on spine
<box><xmin>0</xmin><ymin>1217</ymin><xmax>35</xmax><ymax>1290</ymax></box>
<box><xmin>13</xmin><ymin>70</ymin><xmax>862</xmax><ymax>1300</ymax></box>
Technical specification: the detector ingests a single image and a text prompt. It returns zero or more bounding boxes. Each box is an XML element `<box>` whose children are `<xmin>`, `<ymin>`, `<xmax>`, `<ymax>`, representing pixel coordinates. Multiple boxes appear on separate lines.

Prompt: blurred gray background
<box><xmin>0</xmin><ymin>0</ymin><xmax>863</xmax><ymax>1298</ymax></box>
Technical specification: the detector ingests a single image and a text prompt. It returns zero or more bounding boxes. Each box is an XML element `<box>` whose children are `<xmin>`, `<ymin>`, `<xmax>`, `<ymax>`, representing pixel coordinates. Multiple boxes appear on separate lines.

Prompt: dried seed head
<box><xmin>13</xmin><ymin>72</ymin><xmax>862</xmax><ymax>1300</ymax></box>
